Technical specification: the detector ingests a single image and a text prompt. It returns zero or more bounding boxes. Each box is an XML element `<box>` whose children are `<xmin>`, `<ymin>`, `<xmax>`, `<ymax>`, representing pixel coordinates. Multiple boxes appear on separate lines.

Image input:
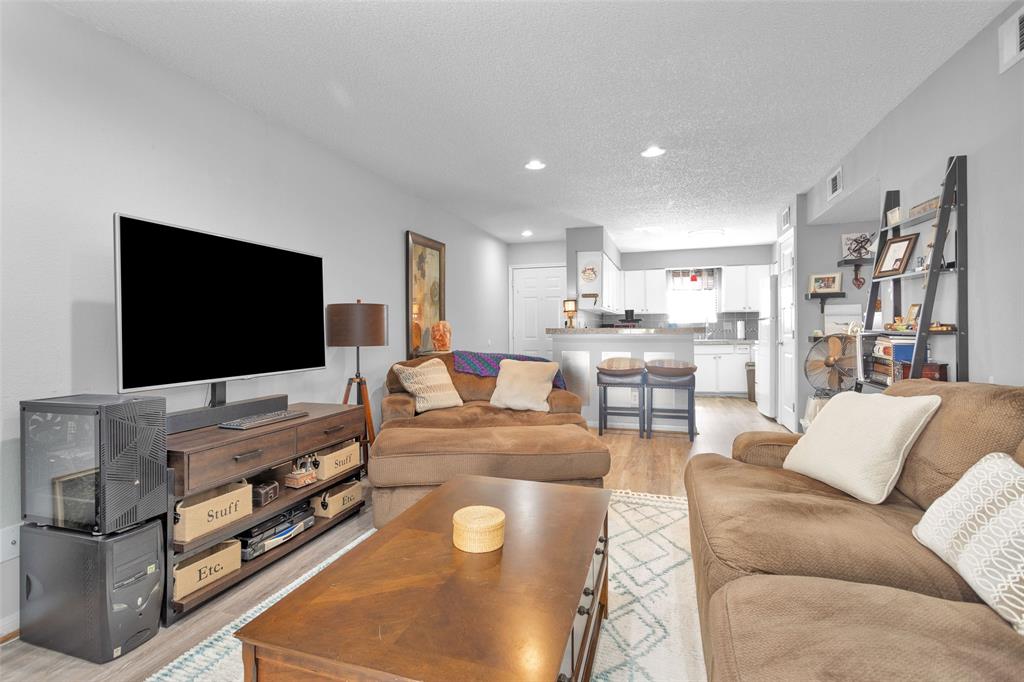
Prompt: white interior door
<box><xmin>777</xmin><ymin>233</ymin><xmax>798</xmax><ymax>431</ymax></box>
<box><xmin>512</xmin><ymin>266</ymin><xmax>566</xmax><ymax>359</ymax></box>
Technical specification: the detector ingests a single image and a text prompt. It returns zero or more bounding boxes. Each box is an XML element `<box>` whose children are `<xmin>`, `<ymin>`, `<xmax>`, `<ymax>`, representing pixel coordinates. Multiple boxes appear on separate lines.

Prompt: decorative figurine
<box><xmin>431</xmin><ymin>320</ymin><xmax>452</xmax><ymax>352</ymax></box>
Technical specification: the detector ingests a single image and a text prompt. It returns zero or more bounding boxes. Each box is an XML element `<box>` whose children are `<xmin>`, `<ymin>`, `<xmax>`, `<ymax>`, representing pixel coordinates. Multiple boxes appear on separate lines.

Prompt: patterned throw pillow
<box><xmin>391</xmin><ymin>358</ymin><xmax>463</xmax><ymax>413</ymax></box>
<box><xmin>913</xmin><ymin>452</ymin><xmax>1024</xmax><ymax>634</ymax></box>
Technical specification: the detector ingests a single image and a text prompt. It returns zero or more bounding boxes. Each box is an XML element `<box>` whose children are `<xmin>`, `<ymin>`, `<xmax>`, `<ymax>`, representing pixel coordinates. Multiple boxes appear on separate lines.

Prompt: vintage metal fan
<box><xmin>804</xmin><ymin>334</ymin><xmax>858</xmax><ymax>395</ymax></box>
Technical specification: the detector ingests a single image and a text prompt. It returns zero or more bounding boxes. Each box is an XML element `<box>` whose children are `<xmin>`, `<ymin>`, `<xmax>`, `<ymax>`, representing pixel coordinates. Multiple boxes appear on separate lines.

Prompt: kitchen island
<box><xmin>547</xmin><ymin>326</ymin><xmax>704</xmax><ymax>430</ymax></box>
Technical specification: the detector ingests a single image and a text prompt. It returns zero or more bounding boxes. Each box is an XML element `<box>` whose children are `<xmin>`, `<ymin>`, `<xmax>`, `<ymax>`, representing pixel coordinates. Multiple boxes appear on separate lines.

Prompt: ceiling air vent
<box><xmin>998</xmin><ymin>5</ymin><xmax>1024</xmax><ymax>74</ymax></box>
<box><xmin>826</xmin><ymin>167</ymin><xmax>843</xmax><ymax>202</ymax></box>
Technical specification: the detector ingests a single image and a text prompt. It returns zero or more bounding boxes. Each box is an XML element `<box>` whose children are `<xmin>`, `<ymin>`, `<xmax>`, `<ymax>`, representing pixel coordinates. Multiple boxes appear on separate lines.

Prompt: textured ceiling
<box><xmin>57</xmin><ymin>1</ymin><xmax>1007</xmax><ymax>251</ymax></box>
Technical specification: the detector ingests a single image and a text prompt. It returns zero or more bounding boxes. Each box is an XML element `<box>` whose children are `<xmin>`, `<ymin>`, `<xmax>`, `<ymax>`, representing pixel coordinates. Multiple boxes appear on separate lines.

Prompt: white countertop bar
<box><xmin>546</xmin><ymin>326</ymin><xmax>704</xmax><ymax>336</ymax></box>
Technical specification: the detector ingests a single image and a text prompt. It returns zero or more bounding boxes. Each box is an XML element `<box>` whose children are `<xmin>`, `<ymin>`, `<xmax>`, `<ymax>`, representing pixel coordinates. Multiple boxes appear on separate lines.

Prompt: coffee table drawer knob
<box><xmin>558</xmin><ymin>674</ymin><xmax>570</xmax><ymax>682</ymax></box>
<box><xmin>595</xmin><ymin>547</ymin><xmax>604</xmax><ymax>556</ymax></box>
<box><xmin>583</xmin><ymin>587</ymin><xmax>594</xmax><ymax>597</ymax></box>
<box><xmin>599</xmin><ymin>535</ymin><xmax>607</xmax><ymax>543</ymax></box>
<box><xmin>577</xmin><ymin>605</ymin><xmax>591</xmax><ymax>616</ymax></box>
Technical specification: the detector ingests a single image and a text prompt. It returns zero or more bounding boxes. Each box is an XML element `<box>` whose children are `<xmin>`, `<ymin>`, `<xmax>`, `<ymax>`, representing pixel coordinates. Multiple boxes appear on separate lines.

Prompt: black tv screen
<box><xmin>115</xmin><ymin>215</ymin><xmax>325</xmax><ymax>392</ymax></box>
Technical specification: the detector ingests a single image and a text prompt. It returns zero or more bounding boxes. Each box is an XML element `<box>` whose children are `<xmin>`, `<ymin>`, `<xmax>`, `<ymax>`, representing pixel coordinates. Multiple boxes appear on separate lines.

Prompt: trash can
<box><xmin>745</xmin><ymin>362</ymin><xmax>756</xmax><ymax>402</ymax></box>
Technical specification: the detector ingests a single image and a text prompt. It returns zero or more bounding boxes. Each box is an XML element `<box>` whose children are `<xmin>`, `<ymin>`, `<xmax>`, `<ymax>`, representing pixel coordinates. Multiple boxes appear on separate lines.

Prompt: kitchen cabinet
<box><xmin>576</xmin><ymin>250</ymin><xmax>623</xmax><ymax>314</ymax></box>
<box><xmin>746</xmin><ymin>265</ymin><xmax>769</xmax><ymax>310</ymax></box>
<box><xmin>644</xmin><ymin>270</ymin><xmax>667</xmax><ymax>314</ymax></box>
<box><xmin>694</xmin><ymin>344</ymin><xmax>752</xmax><ymax>394</ymax></box>
<box><xmin>719</xmin><ymin>265</ymin><xmax>769</xmax><ymax>313</ymax></box>
<box><xmin>622</xmin><ymin>269</ymin><xmax>667</xmax><ymax>314</ymax></box>
<box><xmin>623</xmin><ymin>270</ymin><xmax>645</xmax><ymax>312</ymax></box>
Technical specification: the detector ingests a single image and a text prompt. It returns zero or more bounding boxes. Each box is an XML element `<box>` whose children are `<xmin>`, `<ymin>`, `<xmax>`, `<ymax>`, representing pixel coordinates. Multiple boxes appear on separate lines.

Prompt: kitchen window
<box><xmin>667</xmin><ymin>268</ymin><xmax>719</xmax><ymax>324</ymax></box>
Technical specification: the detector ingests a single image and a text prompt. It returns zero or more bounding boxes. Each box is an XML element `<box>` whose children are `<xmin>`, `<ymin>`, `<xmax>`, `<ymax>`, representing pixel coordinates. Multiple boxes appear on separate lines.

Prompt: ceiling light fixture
<box><xmin>524</xmin><ymin>159</ymin><xmax>546</xmax><ymax>170</ymax></box>
<box><xmin>521</xmin><ymin>230</ymin><xmax>534</xmax><ymax>238</ymax></box>
<box><xmin>641</xmin><ymin>145</ymin><xmax>666</xmax><ymax>158</ymax></box>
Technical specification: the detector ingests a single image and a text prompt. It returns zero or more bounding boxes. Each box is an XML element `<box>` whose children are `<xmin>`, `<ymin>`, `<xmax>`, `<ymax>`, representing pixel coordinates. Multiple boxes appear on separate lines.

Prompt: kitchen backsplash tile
<box><xmin>592</xmin><ymin>310</ymin><xmax>760</xmax><ymax>340</ymax></box>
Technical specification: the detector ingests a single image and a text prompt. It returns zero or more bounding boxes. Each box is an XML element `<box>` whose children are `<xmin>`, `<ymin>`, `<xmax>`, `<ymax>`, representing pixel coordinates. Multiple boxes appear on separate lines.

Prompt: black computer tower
<box><xmin>19</xmin><ymin>519</ymin><xmax>164</xmax><ymax>663</ymax></box>
<box><xmin>21</xmin><ymin>394</ymin><xmax>167</xmax><ymax>534</ymax></box>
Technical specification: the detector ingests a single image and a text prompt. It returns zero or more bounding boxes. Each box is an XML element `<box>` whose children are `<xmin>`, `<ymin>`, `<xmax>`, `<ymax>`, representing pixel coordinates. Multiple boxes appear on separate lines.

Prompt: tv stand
<box><xmin>167</xmin><ymin>384</ymin><xmax>288</xmax><ymax>434</ymax></box>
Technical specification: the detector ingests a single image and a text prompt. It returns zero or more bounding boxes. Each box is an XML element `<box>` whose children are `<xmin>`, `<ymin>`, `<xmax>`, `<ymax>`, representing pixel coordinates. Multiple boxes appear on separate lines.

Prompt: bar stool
<box><xmin>644</xmin><ymin>360</ymin><xmax>697</xmax><ymax>441</ymax></box>
<box><xmin>596</xmin><ymin>357</ymin><xmax>647</xmax><ymax>437</ymax></box>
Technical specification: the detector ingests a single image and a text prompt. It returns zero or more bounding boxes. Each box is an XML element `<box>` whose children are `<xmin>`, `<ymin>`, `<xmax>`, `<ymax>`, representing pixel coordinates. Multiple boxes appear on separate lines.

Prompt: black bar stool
<box><xmin>596</xmin><ymin>357</ymin><xmax>647</xmax><ymax>437</ymax></box>
<box><xmin>644</xmin><ymin>360</ymin><xmax>697</xmax><ymax>441</ymax></box>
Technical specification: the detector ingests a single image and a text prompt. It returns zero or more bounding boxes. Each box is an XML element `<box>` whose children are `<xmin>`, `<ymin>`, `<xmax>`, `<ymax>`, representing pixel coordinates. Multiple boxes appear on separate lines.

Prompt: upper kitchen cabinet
<box><xmin>577</xmin><ymin>250</ymin><xmax>624</xmax><ymax>314</ymax></box>
<box><xmin>623</xmin><ymin>269</ymin><xmax>668</xmax><ymax>314</ymax></box>
<box><xmin>719</xmin><ymin>264</ymin><xmax>769</xmax><ymax>313</ymax></box>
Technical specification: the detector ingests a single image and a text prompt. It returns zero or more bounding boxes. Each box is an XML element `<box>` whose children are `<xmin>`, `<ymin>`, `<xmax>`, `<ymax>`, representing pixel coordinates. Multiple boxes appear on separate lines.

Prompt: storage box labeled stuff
<box><xmin>173</xmin><ymin>481</ymin><xmax>252</xmax><ymax>543</ymax></box>
<box><xmin>313</xmin><ymin>480</ymin><xmax>362</xmax><ymax>519</ymax></box>
<box><xmin>172</xmin><ymin>539</ymin><xmax>241</xmax><ymax>600</ymax></box>
<box><xmin>316</xmin><ymin>441</ymin><xmax>361</xmax><ymax>481</ymax></box>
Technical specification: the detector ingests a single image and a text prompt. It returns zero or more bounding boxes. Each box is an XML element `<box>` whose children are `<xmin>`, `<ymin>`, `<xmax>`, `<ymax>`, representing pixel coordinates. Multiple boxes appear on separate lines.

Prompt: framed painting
<box><xmin>406</xmin><ymin>231</ymin><xmax>446</xmax><ymax>358</ymax></box>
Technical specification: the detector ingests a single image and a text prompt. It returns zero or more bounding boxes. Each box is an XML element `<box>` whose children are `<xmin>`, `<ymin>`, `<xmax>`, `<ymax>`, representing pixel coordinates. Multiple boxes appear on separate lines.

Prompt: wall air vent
<box><xmin>997</xmin><ymin>5</ymin><xmax>1024</xmax><ymax>74</ymax></box>
<box><xmin>826</xmin><ymin>167</ymin><xmax>843</xmax><ymax>202</ymax></box>
<box><xmin>781</xmin><ymin>205</ymin><xmax>792</xmax><ymax>232</ymax></box>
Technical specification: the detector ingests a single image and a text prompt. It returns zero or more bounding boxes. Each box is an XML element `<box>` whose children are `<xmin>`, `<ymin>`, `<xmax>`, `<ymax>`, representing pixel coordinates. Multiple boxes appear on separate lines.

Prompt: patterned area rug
<box><xmin>150</xmin><ymin>490</ymin><xmax>704</xmax><ymax>681</ymax></box>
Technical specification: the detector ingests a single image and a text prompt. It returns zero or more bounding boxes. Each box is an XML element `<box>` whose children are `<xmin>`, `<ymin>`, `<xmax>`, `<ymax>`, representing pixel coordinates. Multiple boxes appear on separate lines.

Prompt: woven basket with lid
<box><xmin>452</xmin><ymin>505</ymin><xmax>506</xmax><ymax>553</ymax></box>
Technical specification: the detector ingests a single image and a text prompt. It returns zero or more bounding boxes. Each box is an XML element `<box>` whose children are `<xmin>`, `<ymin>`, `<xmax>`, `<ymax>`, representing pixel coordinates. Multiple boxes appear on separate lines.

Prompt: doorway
<box><xmin>510</xmin><ymin>265</ymin><xmax>566</xmax><ymax>358</ymax></box>
<box><xmin>777</xmin><ymin>231</ymin><xmax>799</xmax><ymax>431</ymax></box>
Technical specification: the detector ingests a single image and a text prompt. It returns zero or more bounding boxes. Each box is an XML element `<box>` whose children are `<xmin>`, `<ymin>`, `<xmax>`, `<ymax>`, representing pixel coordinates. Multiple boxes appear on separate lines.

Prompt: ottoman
<box><xmin>368</xmin><ymin>424</ymin><xmax>611</xmax><ymax>528</ymax></box>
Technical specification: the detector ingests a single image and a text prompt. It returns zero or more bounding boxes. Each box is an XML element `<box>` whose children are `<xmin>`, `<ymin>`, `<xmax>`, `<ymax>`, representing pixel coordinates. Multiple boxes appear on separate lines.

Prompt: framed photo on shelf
<box><xmin>841</xmin><ymin>232</ymin><xmax>875</xmax><ymax>260</ymax></box>
<box><xmin>906</xmin><ymin>303</ymin><xmax>922</xmax><ymax>325</ymax></box>
<box><xmin>874</xmin><ymin>234</ymin><xmax>919</xmax><ymax>278</ymax></box>
<box><xmin>808</xmin><ymin>272</ymin><xmax>842</xmax><ymax>294</ymax></box>
<box><xmin>885</xmin><ymin>207</ymin><xmax>902</xmax><ymax>227</ymax></box>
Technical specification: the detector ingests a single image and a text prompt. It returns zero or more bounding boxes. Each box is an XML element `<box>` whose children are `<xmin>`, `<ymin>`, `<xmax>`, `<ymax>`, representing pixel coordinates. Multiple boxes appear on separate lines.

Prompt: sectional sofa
<box><xmin>368</xmin><ymin>354</ymin><xmax>611</xmax><ymax>527</ymax></box>
<box><xmin>685</xmin><ymin>380</ymin><xmax>1024</xmax><ymax>679</ymax></box>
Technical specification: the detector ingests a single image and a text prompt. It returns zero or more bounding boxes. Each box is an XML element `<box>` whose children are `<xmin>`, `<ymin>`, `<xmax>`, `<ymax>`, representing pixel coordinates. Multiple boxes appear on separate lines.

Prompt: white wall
<box><xmin>804</xmin><ymin>2</ymin><xmax>1024</xmax><ymax>386</ymax></box>
<box><xmin>0</xmin><ymin>2</ymin><xmax>508</xmax><ymax>634</ymax></box>
<box><xmin>507</xmin><ymin>240</ymin><xmax>566</xmax><ymax>266</ymax></box>
<box><xmin>621</xmin><ymin>244</ymin><xmax>775</xmax><ymax>270</ymax></box>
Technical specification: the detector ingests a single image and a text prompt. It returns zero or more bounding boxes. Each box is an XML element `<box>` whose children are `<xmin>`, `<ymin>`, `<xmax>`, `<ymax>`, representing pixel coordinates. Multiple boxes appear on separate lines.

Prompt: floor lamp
<box><xmin>326</xmin><ymin>300</ymin><xmax>388</xmax><ymax>444</ymax></box>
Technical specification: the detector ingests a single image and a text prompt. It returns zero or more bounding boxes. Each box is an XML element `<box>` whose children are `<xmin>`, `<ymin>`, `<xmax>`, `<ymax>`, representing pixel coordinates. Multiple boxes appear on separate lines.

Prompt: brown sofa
<box><xmin>369</xmin><ymin>354</ymin><xmax>610</xmax><ymax>527</ymax></box>
<box><xmin>685</xmin><ymin>380</ymin><xmax>1024</xmax><ymax>680</ymax></box>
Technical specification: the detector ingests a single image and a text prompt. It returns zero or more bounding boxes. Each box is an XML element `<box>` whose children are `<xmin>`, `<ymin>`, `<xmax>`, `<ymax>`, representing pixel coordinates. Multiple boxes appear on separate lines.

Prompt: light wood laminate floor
<box><xmin>601</xmin><ymin>396</ymin><xmax>789</xmax><ymax>496</ymax></box>
<box><xmin>0</xmin><ymin>396</ymin><xmax>784</xmax><ymax>680</ymax></box>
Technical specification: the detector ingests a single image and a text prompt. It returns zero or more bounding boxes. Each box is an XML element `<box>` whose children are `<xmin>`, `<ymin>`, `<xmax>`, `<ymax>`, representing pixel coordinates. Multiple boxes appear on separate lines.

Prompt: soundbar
<box><xmin>166</xmin><ymin>394</ymin><xmax>289</xmax><ymax>434</ymax></box>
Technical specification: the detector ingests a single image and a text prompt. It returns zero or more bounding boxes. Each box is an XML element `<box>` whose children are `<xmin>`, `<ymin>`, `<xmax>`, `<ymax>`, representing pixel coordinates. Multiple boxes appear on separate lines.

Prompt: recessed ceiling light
<box><xmin>524</xmin><ymin>159</ymin><xmax>546</xmax><ymax>170</ymax></box>
<box><xmin>641</xmin><ymin>145</ymin><xmax>666</xmax><ymax>158</ymax></box>
<box><xmin>521</xmin><ymin>230</ymin><xmax>534</xmax><ymax>238</ymax></box>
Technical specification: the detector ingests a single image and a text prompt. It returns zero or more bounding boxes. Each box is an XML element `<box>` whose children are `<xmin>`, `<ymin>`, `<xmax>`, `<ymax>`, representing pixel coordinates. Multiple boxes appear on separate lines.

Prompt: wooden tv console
<box><xmin>161</xmin><ymin>402</ymin><xmax>366</xmax><ymax>625</ymax></box>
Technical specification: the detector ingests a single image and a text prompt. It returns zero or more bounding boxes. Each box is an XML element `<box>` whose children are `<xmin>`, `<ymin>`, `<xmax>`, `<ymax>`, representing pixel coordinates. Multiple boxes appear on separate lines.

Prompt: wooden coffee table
<box><xmin>235</xmin><ymin>475</ymin><xmax>612</xmax><ymax>681</ymax></box>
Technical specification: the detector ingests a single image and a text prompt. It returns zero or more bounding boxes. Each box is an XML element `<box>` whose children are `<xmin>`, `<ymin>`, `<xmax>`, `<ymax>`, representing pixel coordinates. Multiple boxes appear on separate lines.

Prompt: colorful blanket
<box><xmin>452</xmin><ymin>350</ymin><xmax>567</xmax><ymax>389</ymax></box>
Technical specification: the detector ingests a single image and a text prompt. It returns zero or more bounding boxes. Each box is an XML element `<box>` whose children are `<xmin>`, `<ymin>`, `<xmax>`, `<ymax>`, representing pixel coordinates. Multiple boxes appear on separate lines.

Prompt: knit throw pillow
<box><xmin>391</xmin><ymin>358</ymin><xmax>463</xmax><ymax>413</ymax></box>
<box><xmin>913</xmin><ymin>452</ymin><xmax>1024</xmax><ymax>635</ymax></box>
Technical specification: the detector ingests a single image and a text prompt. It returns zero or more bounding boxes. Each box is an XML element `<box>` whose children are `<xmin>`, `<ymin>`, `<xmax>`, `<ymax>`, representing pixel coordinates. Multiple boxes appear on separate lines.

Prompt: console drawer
<box><xmin>297</xmin><ymin>410</ymin><xmax>363</xmax><ymax>454</ymax></box>
<box><xmin>187</xmin><ymin>429</ymin><xmax>296</xmax><ymax>492</ymax></box>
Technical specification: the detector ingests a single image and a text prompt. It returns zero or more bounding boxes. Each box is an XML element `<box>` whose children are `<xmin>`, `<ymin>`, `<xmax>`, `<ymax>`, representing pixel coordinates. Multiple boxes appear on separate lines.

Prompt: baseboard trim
<box><xmin>0</xmin><ymin>614</ymin><xmax>19</xmax><ymax>645</ymax></box>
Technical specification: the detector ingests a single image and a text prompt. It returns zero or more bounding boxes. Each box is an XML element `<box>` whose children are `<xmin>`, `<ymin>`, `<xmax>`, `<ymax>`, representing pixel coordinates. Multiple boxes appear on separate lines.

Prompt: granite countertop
<box><xmin>546</xmin><ymin>326</ymin><xmax>704</xmax><ymax>336</ymax></box>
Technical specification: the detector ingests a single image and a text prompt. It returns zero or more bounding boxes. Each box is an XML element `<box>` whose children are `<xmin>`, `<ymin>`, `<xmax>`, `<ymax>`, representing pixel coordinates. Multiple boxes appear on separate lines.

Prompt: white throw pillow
<box><xmin>391</xmin><ymin>358</ymin><xmax>463</xmax><ymax>413</ymax></box>
<box><xmin>489</xmin><ymin>359</ymin><xmax>559</xmax><ymax>412</ymax></box>
<box><xmin>783</xmin><ymin>391</ymin><xmax>941</xmax><ymax>504</ymax></box>
<box><xmin>913</xmin><ymin>452</ymin><xmax>1024</xmax><ymax>635</ymax></box>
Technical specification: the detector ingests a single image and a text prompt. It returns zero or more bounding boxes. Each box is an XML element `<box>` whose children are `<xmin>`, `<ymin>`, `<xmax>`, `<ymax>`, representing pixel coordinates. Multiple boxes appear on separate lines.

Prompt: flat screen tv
<box><xmin>115</xmin><ymin>214</ymin><xmax>325</xmax><ymax>393</ymax></box>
